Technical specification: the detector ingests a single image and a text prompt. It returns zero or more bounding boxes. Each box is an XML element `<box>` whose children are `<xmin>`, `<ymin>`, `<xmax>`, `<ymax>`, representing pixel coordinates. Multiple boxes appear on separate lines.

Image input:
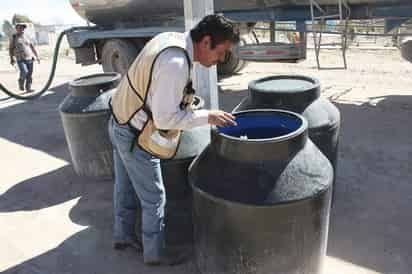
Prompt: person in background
<box><xmin>9</xmin><ymin>23</ymin><xmax>40</xmax><ymax>92</ymax></box>
<box><xmin>108</xmin><ymin>14</ymin><xmax>239</xmax><ymax>266</ymax></box>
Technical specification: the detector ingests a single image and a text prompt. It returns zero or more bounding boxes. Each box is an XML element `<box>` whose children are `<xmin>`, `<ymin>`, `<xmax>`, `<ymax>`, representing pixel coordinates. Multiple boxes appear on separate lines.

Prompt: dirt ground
<box><xmin>0</xmin><ymin>46</ymin><xmax>411</xmax><ymax>274</ymax></box>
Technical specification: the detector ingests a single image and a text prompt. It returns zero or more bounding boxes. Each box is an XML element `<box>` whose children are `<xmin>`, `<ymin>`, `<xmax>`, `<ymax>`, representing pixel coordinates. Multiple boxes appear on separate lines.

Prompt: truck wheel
<box><xmin>101</xmin><ymin>39</ymin><xmax>137</xmax><ymax>75</ymax></box>
<box><xmin>217</xmin><ymin>40</ymin><xmax>247</xmax><ymax>76</ymax></box>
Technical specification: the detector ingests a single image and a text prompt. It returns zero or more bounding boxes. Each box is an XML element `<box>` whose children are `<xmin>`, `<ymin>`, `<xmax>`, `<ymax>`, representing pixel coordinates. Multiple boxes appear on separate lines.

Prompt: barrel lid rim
<box><xmin>215</xmin><ymin>109</ymin><xmax>308</xmax><ymax>143</ymax></box>
<box><xmin>69</xmin><ymin>72</ymin><xmax>122</xmax><ymax>87</ymax></box>
<box><xmin>248</xmin><ymin>74</ymin><xmax>320</xmax><ymax>94</ymax></box>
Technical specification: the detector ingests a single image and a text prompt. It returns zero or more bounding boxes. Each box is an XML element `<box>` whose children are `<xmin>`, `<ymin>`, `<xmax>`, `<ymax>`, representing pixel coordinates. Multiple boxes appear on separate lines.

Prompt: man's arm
<box><xmin>150</xmin><ymin>49</ymin><xmax>235</xmax><ymax>130</ymax></box>
<box><xmin>150</xmin><ymin>51</ymin><xmax>209</xmax><ymax>130</ymax></box>
<box><xmin>9</xmin><ymin>35</ymin><xmax>15</xmax><ymax>65</ymax></box>
<box><xmin>30</xmin><ymin>43</ymin><xmax>40</xmax><ymax>63</ymax></box>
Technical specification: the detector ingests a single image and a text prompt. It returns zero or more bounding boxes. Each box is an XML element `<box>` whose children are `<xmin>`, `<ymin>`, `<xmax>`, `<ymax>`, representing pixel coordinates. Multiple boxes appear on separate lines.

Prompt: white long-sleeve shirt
<box><xmin>130</xmin><ymin>32</ymin><xmax>209</xmax><ymax>130</ymax></box>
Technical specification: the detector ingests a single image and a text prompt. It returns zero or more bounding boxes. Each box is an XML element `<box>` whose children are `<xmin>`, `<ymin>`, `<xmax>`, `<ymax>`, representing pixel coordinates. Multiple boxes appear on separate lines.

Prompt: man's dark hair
<box><xmin>15</xmin><ymin>23</ymin><xmax>27</xmax><ymax>29</ymax></box>
<box><xmin>190</xmin><ymin>14</ymin><xmax>240</xmax><ymax>48</ymax></box>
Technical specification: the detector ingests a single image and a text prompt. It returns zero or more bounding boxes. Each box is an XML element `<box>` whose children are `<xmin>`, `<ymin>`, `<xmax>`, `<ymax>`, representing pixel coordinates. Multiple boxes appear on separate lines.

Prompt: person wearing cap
<box><xmin>108</xmin><ymin>14</ymin><xmax>238</xmax><ymax>266</ymax></box>
<box><xmin>9</xmin><ymin>23</ymin><xmax>40</xmax><ymax>92</ymax></box>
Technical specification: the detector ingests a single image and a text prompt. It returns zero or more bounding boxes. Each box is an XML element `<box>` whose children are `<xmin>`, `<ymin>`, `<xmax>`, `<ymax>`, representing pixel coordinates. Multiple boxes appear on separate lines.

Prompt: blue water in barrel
<box><xmin>218</xmin><ymin>112</ymin><xmax>302</xmax><ymax>139</ymax></box>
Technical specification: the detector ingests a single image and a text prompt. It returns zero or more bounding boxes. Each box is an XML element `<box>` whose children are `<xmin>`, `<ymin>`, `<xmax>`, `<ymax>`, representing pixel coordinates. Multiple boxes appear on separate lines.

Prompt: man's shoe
<box><xmin>144</xmin><ymin>247</ymin><xmax>191</xmax><ymax>266</ymax></box>
<box><xmin>113</xmin><ymin>239</ymin><xmax>143</xmax><ymax>253</ymax></box>
<box><xmin>25</xmin><ymin>82</ymin><xmax>33</xmax><ymax>93</ymax></box>
<box><xmin>18</xmin><ymin>80</ymin><xmax>25</xmax><ymax>91</ymax></box>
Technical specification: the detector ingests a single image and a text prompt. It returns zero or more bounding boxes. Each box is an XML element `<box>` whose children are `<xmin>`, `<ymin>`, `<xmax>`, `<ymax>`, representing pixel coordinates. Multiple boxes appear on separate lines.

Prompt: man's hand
<box><xmin>10</xmin><ymin>59</ymin><xmax>15</xmax><ymax>66</ymax></box>
<box><xmin>208</xmin><ymin>110</ymin><xmax>237</xmax><ymax>127</ymax></box>
<box><xmin>33</xmin><ymin>57</ymin><xmax>40</xmax><ymax>64</ymax></box>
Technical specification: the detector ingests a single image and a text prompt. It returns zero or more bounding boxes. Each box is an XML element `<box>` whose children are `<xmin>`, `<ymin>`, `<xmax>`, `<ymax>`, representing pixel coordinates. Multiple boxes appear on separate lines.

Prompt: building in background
<box><xmin>34</xmin><ymin>24</ymin><xmax>56</xmax><ymax>45</ymax></box>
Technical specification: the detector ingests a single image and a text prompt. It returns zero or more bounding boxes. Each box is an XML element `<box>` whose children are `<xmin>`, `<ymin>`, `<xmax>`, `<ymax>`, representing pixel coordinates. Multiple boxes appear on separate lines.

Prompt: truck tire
<box><xmin>217</xmin><ymin>40</ymin><xmax>247</xmax><ymax>76</ymax></box>
<box><xmin>101</xmin><ymin>39</ymin><xmax>137</xmax><ymax>75</ymax></box>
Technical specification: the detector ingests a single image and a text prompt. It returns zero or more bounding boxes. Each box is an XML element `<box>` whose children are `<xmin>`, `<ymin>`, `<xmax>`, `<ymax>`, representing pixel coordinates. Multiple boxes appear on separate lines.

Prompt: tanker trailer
<box><xmin>66</xmin><ymin>0</ymin><xmax>412</xmax><ymax>75</ymax></box>
<box><xmin>67</xmin><ymin>0</ymin><xmax>256</xmax><ymax>75</ymax></box>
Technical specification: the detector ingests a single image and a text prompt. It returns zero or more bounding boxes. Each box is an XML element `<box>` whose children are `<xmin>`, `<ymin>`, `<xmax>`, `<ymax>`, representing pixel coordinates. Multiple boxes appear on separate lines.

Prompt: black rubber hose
<box><xmin>0</xmin><ymin>27</ymin><xmax>91</xmax><ymax>100</ymax></box>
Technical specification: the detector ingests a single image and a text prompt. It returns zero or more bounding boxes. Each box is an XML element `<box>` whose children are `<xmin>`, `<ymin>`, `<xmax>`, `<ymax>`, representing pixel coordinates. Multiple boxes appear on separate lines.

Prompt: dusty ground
<box><xmin>0</xmin><ymin>46</ymin><xmax>411</xmax><ymax>274</ymax></box>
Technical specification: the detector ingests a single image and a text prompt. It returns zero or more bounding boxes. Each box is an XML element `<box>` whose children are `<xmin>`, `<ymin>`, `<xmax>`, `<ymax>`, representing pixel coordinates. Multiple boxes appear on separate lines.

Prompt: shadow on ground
<box><xmin>0</xmin><ymin>83</ymin><xmax>72</xmax><ymax>162</ymax></box>
<box><xmin>0</xmin><ymin>84</ymin><xmax>411</xmax><ymax>273</ymax></box>
<box><xmin>328</xmin><ymin>94</ymin><xmax>412</xmax><ymax>274</ymax></box>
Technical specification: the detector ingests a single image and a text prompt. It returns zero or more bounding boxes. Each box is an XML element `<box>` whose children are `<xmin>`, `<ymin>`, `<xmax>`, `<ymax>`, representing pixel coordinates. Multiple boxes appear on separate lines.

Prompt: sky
<box><xmin>0</xmin><ymin>0</ymin><xmax>86</xmax><ymax>25</ymax></box>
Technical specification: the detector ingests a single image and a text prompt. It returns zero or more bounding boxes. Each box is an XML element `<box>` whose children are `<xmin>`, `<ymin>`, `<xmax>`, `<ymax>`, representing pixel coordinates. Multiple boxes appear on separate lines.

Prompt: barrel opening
<box><xmin>70</xmin><ymin>73</ymin><xmax>121</xmax><ymax>87</ymax></box>
<box><xmin>253</xmin><ymin>76</ymin><xmax>317</xmax><ymax>93</ymax></box>
<box><xmin>218</xmin><ymin>111</ymin><xmax>303</xmax><ymax>140</ymax></box>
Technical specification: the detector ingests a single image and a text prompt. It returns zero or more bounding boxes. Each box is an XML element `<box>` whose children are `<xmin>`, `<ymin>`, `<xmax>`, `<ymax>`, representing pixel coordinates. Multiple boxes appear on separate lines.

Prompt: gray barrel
<box><xmin>59</xmin><ymin>73</ymin><xmax>121</xmax><ymax>178</ymax></box>
<box><xmin>136</xmin><ymin>97</ymin><xmax>211</xmax><ymax>247</ymax></box>
<box><xmin>234</xmin><ymin>75</ymin><xmax>340</xmax><ymax>202</ymax></box>
<box><xmin>189</xmin><ymin>110</ymin><xmax>333</xmax><ymax>274</ymax></box>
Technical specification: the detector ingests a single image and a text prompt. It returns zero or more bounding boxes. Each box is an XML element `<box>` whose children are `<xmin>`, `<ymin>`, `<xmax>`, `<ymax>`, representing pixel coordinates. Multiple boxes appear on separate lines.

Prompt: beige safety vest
<box><xmin>110</xmin><ymin>32</ymin><xmax>193</xmax><ymax>159</ymax></box>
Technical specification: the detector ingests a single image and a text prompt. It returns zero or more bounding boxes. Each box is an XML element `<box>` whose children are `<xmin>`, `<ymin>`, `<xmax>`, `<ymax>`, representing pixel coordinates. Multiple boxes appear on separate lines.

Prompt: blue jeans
<box><xmin>17</xmin><ymin>59</ymin><xmax>33</xmax><ymax>89</ymax></box>
<box><xmin>108</xmin><ymin>116</ymin><xmax>166</xmax><ymax>261</ymax></box>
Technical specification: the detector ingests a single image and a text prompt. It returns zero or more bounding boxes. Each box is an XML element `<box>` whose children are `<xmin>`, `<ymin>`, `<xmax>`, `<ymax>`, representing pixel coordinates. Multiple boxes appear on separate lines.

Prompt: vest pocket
<box><xmin>137</xmin><ymin>119</ymin><xmax>180</xmax><ymax>159</ymax></box>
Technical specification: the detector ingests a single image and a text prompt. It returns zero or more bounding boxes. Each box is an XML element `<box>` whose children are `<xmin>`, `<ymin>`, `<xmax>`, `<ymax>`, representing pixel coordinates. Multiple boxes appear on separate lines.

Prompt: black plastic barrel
<box><xmin>136</xmin><ymin>97</ymin><xmax>211</xmax><ymax>247</ymax></box>
<box><xmin>189</xmin><ymin>110</ymin><xmax>333</xmax><ymax>274</ymax></box>
<box><xmin>234</xmin><ymin>75</ymin><xmax>340</xmax><ymax>201</ymax></box>
<box><xmin>59</xmin><ymin>73</ymin><xmax>121</xmax><ymax>178</ymax></box>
